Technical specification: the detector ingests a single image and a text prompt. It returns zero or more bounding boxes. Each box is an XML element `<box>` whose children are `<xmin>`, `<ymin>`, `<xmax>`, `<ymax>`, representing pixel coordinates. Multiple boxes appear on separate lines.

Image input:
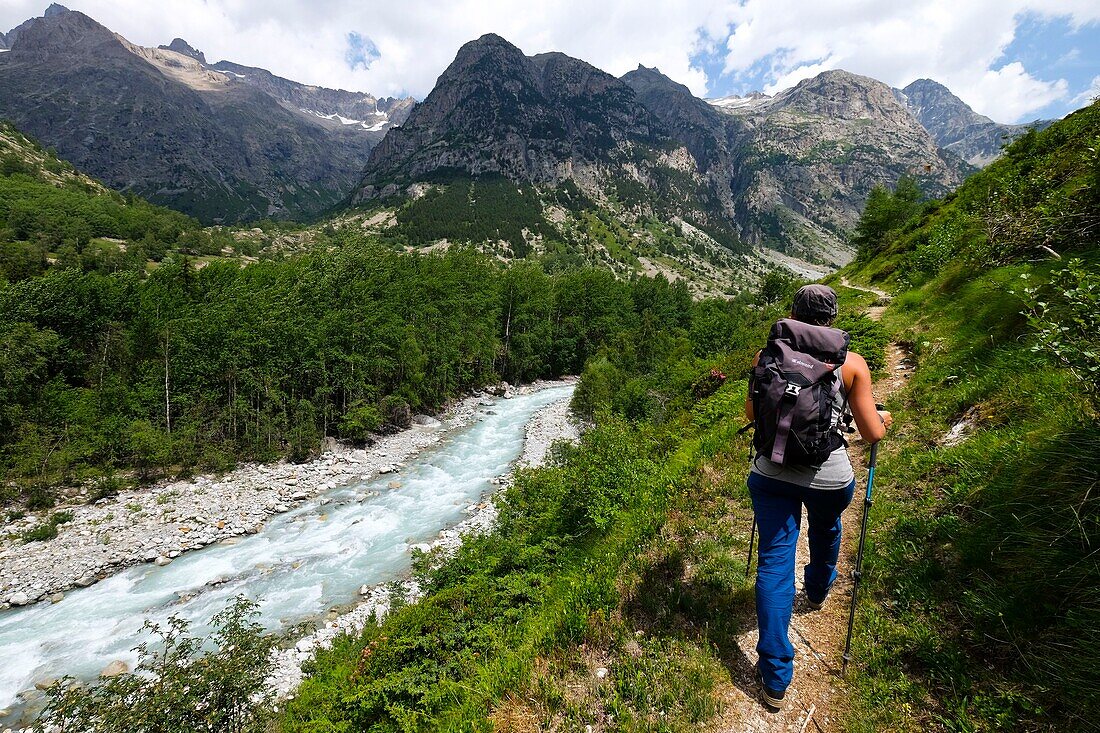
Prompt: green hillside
<box><xmin>833</xmin><ymin>100</ymin><xmax>1100</xmax><ymax>731</ymax></box>
<box><xmin>23</xmin><ymin>100</ymin><xmax>1100</xmax><ymax>733</ymax></box>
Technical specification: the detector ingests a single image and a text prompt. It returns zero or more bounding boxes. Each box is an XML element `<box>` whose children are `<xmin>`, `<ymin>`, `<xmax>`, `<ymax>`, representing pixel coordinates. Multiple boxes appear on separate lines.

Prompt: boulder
<box><xmin>100</xmin><ymin>660</ymin><xmax>129</xmax><ymax>678</ymax></box>
<box><xmin>7</xmin><ymin>592</ymin><xmax>29</xmax><ymax>607</ymax></box>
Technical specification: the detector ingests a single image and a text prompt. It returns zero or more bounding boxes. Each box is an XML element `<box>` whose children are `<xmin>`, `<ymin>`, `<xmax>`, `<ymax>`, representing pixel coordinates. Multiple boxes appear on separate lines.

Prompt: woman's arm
<box><xmin>844</xmin><ymin>352</ymin><xmax>892</xmax><ymax>443</ymax></box>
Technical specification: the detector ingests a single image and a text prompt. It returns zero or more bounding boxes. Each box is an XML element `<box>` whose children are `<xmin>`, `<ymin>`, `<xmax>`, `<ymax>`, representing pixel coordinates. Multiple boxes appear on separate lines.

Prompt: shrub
<box><xmin>1018</xmin><ymin>259</ymin><xmax>1100</xmax><ymax>409</ymax></box>
<box><xmin>38</xmin><ymin>596</ymin><xmax>275</xmax><ymax>733</ymax></box>
<box><xmin>21</xmin><ymin>521</ymin><xmax>58</xmax><ymax>542</ymax></box>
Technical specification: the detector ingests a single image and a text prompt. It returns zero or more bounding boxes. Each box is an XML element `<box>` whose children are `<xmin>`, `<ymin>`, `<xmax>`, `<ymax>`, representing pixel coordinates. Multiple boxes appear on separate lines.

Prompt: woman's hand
<box><xmin>878</xmin><ymin>410</ymin><xmax>893</xmax><ymax>430</ymax></box>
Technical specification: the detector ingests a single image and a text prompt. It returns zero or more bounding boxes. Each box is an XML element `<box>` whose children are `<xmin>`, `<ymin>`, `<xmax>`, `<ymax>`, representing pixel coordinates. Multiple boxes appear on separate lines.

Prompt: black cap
<box><xmin>792</xmin><ymin>284</ymin><xmax>838</xmax><ymax>325</ymax></box>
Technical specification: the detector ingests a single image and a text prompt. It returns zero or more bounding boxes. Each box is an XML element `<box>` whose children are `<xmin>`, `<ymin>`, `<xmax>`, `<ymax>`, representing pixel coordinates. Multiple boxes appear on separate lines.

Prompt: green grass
<box><xmin>841</xmin><ymin>260</ymin><xmax>1099</xmax><ymax>732</ymax></box>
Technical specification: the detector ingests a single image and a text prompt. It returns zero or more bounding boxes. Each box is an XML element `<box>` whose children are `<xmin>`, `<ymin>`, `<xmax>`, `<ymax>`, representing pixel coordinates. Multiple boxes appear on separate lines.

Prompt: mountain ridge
<box><xmin>351</xmin><ymin>36</ymin><xmax>969</xmax><ymax>274</ymax></box>
<box><xmin>894</xmin><ymin>77</ymin><xmax>1053</xmax><ymax>165</ymax></box>
<box><xmin>0</xmin><ymin>5</ymin><xmax>414</xmax><ymax>222</ymax></box>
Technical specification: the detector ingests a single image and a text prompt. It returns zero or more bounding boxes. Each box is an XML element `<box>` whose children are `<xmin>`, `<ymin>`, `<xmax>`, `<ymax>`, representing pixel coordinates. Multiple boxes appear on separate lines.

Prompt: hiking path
<box><xmin>712</xmin><ymin>279</ymin><xmax>910</xmax><ymax>733</ymax></box>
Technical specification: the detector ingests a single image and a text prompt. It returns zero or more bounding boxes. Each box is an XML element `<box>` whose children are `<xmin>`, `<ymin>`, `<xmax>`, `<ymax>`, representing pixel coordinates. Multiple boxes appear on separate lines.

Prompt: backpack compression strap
<box><xmin>769</xmin><ymin>383</ymin><xmax>800</xmax><ymax>464</ymax></box>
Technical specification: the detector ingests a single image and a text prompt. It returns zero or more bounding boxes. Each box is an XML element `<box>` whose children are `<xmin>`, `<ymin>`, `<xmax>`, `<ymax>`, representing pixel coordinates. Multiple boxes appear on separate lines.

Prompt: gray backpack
<box><xmin>750</xmin><ymin>319</ymin><xmax>851</xmax><ymax>466</ymax></box>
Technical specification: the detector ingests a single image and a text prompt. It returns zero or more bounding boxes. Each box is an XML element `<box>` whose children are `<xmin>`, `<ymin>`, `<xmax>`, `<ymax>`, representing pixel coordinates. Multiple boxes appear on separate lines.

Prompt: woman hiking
<box><xmin>744</xmin><ymin>284</ymin><xmax>892</xmax><ymax>710</ymax></box>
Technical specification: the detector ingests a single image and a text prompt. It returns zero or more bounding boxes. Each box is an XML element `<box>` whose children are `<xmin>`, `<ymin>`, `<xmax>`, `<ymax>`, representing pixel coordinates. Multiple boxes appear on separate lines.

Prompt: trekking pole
<box><xmin>842</xmin><ymin>437</ymin><xmax>880</xmax><ymax>673</ymax></box>
<box><xmin>745</xmin><ymin>518</ymin><xmax>757</xmax><ymax>579</ymax></box>
<box><xmin>738</xmin><ymin>422</ymin><xmax>756</xmax><ymax>579</ymax></box>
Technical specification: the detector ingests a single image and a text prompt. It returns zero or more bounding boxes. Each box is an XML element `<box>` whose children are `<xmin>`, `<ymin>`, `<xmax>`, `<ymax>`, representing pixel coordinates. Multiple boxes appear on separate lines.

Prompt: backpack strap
<box><xmin>771</xmin><ymin>400</ymin><xmax>797</xmax><ymax>464</ymax></box>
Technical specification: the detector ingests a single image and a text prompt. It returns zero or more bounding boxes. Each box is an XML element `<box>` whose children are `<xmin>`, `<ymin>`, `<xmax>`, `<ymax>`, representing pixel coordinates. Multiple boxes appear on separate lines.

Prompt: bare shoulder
<box><xmin>844</xmin><ymin>351</ymin><xmax>869</xmax><ymax>371</ymax></box>
<box><xmin>842</xmin><ymin>351</ymin><xmax>870</xmax><ymax>387</ymax></box>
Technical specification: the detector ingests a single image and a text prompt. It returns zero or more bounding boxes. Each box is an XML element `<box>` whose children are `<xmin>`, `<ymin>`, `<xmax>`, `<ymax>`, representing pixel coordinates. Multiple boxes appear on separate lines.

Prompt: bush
<box><xmin>38</xmin><ymin>596</ymin><xmax>275</xmax><ymax>733</ymax></box>
<box><xmin>21</xmin><ymin>521</ymin><xmax>58</xmax><ymax>542</ymax></box>
<box><xmin>1018</xmin><ymin>259</ymin><xmax>1100</xmax><ymax>409</ymax></box>
<box><xmin>340</xmin><ymin>402</ymin><xmax>383</xmax><ymax>442</ymax></box>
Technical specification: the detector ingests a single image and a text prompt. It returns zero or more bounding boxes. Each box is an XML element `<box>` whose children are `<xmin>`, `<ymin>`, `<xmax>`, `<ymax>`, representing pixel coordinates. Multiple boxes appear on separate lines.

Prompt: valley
<box><xmin>0</xmin><ymin>3</ymin><xmax>1096</xmax><ymax>732</ymax></box>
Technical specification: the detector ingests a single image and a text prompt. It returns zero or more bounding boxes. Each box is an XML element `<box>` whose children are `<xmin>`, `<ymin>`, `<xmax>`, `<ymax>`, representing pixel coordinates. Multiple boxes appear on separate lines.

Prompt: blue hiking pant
<box><xmin>748</xmin><ymin>471</ymin><xmax>855</xmax><ymax>692</ymax></box>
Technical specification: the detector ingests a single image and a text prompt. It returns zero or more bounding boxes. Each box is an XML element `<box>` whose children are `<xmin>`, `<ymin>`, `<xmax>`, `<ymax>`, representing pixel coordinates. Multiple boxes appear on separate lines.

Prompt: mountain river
<box><xmin>0</xmin><ymin>384</ymin><xmax>574</xmax><ymax>722</ymax></box>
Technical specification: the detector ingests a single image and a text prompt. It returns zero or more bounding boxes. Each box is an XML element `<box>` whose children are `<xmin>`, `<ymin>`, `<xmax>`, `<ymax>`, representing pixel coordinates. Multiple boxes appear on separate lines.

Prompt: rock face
<box><xmin>353</xmin><ymin>37</ymin><xmax>969</xmax><ymax>266</ymax></box>
<box><xmin>709</xmin><ymin>70</ymin><xmax>972</xmax><ymax>263</ymax></box>
<box><xmin>0</xmin><ymin>6</ymin><xmax>414</xmax><ymax>222</ymax></box>
<box><xmin>356</xmin><ymin>34</ymin><xmax>666</xmax><ymax>196</ymax></box>
<box><xmin>209</xmin><ymin>59</ymin><xmax>414</xmax><ymax>131</ymax></box>
<box><xmin>895</xmin><ymin>78</ymin><xmax>1053</xmax><ymax>166</ymax></box>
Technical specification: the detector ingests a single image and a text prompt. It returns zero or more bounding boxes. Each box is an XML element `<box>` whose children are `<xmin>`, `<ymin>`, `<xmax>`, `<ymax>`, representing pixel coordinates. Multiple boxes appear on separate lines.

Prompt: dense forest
<box><xmin>0</xmin><ymin>235</ymin><xmax>695</xmax><ymax>506</ymax></box>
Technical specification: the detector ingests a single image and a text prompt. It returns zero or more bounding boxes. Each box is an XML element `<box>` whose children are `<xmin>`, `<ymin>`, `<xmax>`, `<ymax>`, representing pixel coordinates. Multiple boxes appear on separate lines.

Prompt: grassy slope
<box><xmin>834</xmin><ymin>102</ymin><xmax>1100</xmax><ymax>732</ymax></box>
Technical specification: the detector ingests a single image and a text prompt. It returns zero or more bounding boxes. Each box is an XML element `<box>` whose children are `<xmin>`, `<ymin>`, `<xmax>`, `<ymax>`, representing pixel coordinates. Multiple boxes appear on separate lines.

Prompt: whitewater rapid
<box><xmin>0</xmin><ymin>384</ymin><xmax>573</xmax><ymax>718</ymax></box>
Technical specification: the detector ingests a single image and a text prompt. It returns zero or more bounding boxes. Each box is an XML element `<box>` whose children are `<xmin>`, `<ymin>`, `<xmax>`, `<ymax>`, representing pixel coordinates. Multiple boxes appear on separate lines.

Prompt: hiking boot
<box><xmin>806</xmin><ymin>591</ymin><xmax>829</xmax><ymax>611</ymax></box>
<box><xmin>754</xmin><ymin>666</ymin><xmax>785</xmax><ymax>710</ymax></box>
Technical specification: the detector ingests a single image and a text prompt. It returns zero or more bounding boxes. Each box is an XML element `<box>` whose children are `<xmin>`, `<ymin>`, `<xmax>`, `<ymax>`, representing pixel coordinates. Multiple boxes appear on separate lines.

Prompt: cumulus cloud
<box><xmin>0</xmin><ymin>0</ymin><xmax>724</xmax><ymax>98</ymax></box>
<box><xmin>0</xmin><ymin>0</ymin><xmax>1095</xmax><ymax>121</ymax></box>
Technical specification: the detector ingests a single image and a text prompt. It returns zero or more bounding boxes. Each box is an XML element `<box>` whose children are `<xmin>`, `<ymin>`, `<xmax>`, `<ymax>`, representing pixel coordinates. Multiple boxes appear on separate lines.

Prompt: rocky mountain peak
<box><xmin>898</xmin><ymin>78</ymin><xmax>990</xmax><ymax>127</ymax></box>
<box><xmin>0</xmin><ymin>32</ymin><xmax>8</xmax><ymax>50</ymax></box>
<box><xmin>356</xmin><ymin>34</ymin><xmax>665</xmax><ymax>194</ymax></box>
<box><xmin>6</xmin><ymin>7</ymin><xmax>124</xmax><ymax>58</ymax></box>
<box><xmin>770</xmin><ymin>69</ymin><xmax>913</xmax><ymax>124</ymax></box>
<box><xmin>621</xmin><ymin>64</ymin><xmax>693</xmax><ymax>98</ymax></box>
<box><xmin>894</xmin><ymin>77</ymin><xmax>1051</xmax><ymax>166</ymax></box>
<box><xmin>160</xmin><ymin>37</ymin><xmax>207</xmax><ymax>64</ymax></box>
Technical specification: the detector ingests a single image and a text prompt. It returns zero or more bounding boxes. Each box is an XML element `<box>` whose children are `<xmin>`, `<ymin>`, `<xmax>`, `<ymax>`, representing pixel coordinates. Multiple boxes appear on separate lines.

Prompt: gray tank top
<box><xmin>751</xmin><ymin>365</ymin><xmax>854</xmax><ymax>490</ymax></box>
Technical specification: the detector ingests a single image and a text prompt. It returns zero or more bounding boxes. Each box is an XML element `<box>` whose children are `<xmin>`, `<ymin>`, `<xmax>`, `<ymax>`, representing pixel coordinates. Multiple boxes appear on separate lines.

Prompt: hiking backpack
<box><xmin>750</xmin><ymin>318</ymin><xmax>852</xmax><ymax>467</ymax></box>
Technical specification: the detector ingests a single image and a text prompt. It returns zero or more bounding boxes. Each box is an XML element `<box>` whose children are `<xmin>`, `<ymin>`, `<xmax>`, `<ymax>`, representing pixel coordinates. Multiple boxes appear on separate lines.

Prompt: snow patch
<box><xmin>707</xmin><ymin>93</ymin><xmax>771</xmax><ymax>112</ymax></box>
<box><xmin>299</xmin><ymin>107</ymin><xmax>389</xmax><ymax>131</ymax></box>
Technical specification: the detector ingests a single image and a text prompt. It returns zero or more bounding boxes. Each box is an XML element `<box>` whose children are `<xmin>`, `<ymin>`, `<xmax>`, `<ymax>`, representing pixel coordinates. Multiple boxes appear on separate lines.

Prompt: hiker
<box><xmin>744</xmin><ymin>284</ymin><xmax>892</xmax><ymax>709</ymax></box>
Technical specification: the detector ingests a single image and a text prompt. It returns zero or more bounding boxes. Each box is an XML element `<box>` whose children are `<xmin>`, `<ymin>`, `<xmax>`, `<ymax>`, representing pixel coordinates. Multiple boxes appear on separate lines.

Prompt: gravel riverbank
<box><xmin>0</xmin><ymin>379</ymin><xmax>577</xmax><ymax>610</ymax></box>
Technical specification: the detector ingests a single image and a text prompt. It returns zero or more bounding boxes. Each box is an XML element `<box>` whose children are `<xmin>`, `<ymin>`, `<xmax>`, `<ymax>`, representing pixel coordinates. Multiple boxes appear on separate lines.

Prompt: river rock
<box><xmin>387</xmin><ymin>481</ymin><xmax>401</xmax><ymax>489</ymax></box>
<box><xmin>100</xmin><ymin>660</ymin><xmax>130</xmax><ymax>678</ymax></box>
<box><xmin>75</xmin><ymin>575</ymin><xmax>96</xmax><ymax>587</ymax></box>
<box><xmin>154</xmin><ymin>556</ymin><xmax>172</xmax><ymax>566</ymax></box>
<box><xmin>34</xmin><ymin>678</ymin><xmax>58</xmax><ymax>691</ymax></box>
<box><xmin>291</xmin><ymin>491</ymin><xmax>308</xmax><ymax>501</ymax></box>
<box><xmin>49</xmin><ymin>592</ymin><xmax>64</xmax><ymax>603</ymax></box>
<box><xmin>7</xmin><ymin>592</ymin><xmax>29</xmax><ymax>606</ymax></box>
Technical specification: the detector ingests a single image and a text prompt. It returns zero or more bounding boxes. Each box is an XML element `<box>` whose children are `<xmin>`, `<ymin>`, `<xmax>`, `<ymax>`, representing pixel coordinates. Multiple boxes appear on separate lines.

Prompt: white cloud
<box><xmin>0</xmin><ymin>0</ymin><xmax>1096</xmax><ymax>122</ymax></box>
<box><xmin>1071</xmin><ymin>74</ymin><xmax>1100</xmax><ymax>106</ymax></box>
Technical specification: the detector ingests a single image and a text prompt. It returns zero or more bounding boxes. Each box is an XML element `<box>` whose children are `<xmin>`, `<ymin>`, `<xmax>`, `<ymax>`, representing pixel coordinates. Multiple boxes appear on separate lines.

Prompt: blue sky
<box><xmin>1</xmin><ymin>1</ymin><xmax>1097</xmax><ymax>123</ymax></box>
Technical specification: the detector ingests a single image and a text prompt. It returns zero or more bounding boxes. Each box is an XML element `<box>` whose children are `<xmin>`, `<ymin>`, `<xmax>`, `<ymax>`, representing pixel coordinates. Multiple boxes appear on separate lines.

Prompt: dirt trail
<box><xmin>713</xmin><ymin>281</ymin><xmax>910</xmax><ymax>733</ymax></box>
